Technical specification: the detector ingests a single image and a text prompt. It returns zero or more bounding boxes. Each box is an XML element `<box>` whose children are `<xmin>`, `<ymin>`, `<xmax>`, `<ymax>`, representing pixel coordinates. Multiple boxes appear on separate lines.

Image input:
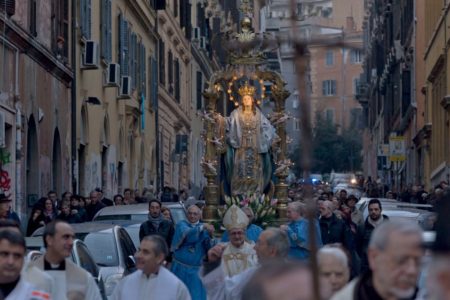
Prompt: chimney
<box><xmin>346</xmin><ymin>16</ymin><xmax>356</xmax><ymax>32</ymax></box>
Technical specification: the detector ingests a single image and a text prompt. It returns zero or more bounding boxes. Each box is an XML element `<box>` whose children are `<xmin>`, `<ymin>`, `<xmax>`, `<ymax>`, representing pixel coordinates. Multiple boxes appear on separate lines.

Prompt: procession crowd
<box><xmin>0</xmin><ymin>182</ymin><xmax>449</xmax><ymax>299</ymax></box>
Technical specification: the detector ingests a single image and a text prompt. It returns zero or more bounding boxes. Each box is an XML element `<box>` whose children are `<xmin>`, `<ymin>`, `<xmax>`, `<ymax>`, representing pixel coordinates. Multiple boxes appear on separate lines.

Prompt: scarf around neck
<box><xmin>148</xmin><ymin>214</ymin><xmax>164</xmax><ymax>229</ymax></box>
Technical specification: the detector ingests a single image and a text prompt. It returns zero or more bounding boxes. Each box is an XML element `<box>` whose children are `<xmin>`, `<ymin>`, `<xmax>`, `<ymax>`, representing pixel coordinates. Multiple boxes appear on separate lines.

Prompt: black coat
<box><xmin>139</xmin><ymin>219</ymin><xmax>175</xmax><ymax>250</ymax></box>
<box><xmin>319</xmin><ymin>214</ymin><xmax>354</xmax><ymax>250</ymax></box>
<box><xmin>353</xmin><ymin>271</ymin><xmax>417</xmax><ymax>300</ymax></box>
<box><xmin>356</xmin><ymin>215</ymin><xmax>389</xmax><ymax>273</ymax></box>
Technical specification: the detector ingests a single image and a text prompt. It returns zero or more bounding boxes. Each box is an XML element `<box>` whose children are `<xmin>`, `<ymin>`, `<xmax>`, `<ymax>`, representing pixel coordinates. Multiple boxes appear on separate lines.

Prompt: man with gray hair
<box><xmin>318</xmin><ymin>246</ymin><xmax>350</xmax><ymax>295</ymax></box>
<box><xmin>280</xmin><ymin>201</ymin><xmax>322</xmax><ymax>259</ymax></box>
<box><xmin>200</xmin><ymin>228</ymin><xmax>290</xmax><ymax>300</ymax></box>
<box><xmin>332</xmin><ymin>220</ymin><xmax>424</xmax><ymax>300</ymax></box>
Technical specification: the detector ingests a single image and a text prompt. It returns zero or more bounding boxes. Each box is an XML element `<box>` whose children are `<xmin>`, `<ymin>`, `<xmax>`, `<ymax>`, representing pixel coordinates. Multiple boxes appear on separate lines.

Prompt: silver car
<box><xmin>92</xmin><ymin>202</ymin><xmax>187</xmax><ymax>224</ymax></box>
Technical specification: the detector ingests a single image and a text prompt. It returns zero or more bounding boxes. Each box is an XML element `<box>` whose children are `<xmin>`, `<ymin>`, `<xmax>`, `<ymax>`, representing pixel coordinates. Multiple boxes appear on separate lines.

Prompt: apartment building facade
<box><xmin>0</xmin><ymin>1</ymin><xmax>73</xmax><ymax>218</ymax></box>
<box><xmin>75</xmin><ymin>0</ymin><xmax>158</xmax><ymax>197</ymax></box>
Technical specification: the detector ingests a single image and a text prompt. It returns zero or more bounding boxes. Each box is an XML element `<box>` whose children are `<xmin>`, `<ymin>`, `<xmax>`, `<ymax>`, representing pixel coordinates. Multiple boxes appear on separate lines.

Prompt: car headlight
<box><xmin>104</xmin><ymin>273</ymin><xmax>123</xmax><ymax>296</ymax></box>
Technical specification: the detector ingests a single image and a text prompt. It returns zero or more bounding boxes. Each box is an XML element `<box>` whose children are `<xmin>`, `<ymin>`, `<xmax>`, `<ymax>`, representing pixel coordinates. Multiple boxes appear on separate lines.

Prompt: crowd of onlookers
<box><xmin>22</xmin><ymin>185</ymin><xmax>202</xmax><ymax>236</ymax></box>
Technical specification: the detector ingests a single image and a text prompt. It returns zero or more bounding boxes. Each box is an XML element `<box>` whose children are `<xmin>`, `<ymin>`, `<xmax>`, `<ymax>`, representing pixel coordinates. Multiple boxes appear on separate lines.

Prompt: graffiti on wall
<box><xmin>0</xmin><ymin>149</ymin><xmax>11</xmax><ymax>193</ymax></box>
<box><xmin>109</xmin><ymin>163</ymin><xmax>117</xmax><ymax>194</ymax></box>
<box><xmin>40</xmin><ymin>156</ymin><xmax>51</xmax><ymax>194</ymax></box>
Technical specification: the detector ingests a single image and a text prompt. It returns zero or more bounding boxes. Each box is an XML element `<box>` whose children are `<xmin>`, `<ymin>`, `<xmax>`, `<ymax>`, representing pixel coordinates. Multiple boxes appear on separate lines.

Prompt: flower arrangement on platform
<box><xmin>218</xmin><ymin>193</ymin><xmax>277</xmax><ymax>228</ymax></box>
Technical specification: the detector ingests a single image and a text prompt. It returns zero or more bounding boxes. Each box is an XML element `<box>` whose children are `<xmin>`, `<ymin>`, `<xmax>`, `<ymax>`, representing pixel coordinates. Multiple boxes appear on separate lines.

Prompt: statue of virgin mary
<box><xmin>222</xmin><ymin>82</ymin><xmax>278</xmax><ymax>196</ymax></box>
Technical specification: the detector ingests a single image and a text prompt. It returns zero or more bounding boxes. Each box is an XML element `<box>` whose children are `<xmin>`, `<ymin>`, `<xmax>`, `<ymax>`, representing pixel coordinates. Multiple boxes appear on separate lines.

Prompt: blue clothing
<box><xmin>221</xmin><ymin>223</ymin><xmax>263</xmax><ymax>243</ymax></box>
<box><xmin>286</xmin><ymin>218</ymin><xmax>322</xmax><ymax>260</ymax></box>
<box><xmin>171</xmin><ymin>220</ymin><xmax>214</xmax><ymax>300</ymax></box>
<box><xmin>7</xmin><ymin>210</ymin><xmax>21</xmax><ymax>226</ymax></box>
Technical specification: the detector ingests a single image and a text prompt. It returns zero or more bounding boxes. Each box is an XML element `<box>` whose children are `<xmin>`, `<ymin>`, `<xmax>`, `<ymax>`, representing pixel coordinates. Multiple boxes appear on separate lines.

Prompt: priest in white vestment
<box><xmin>200</xmin><ymin>228</ymin><xmax>290</xmax><ymax>300</ymax></box>
<box><xmin>30</xmin><ymin>221</ymin><xmax>102</xmax><ymax>300</ymax></box>
<box><xmin>111</xmin><ymin>235</ymin><xmax>191</xmax><ymax>300</ymax></box>
<box><xmin>221</xmin><ymin>205</ymin><xmax>258</xmax><ymax>277</ymax></box>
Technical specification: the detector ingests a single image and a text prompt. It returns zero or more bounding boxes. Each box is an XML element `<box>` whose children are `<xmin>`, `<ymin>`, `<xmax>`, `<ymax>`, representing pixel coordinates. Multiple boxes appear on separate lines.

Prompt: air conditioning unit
<box><xmin>82</xmin><ymin>40</ymin><xmax>99</xmax><ymax>68</ymax></box>
<box><xmin>119</xmin><ymin>76</ymin><xmax>131</xmax><ymax>98</ymax></box>
<box><xmin>105</xmin><ymin>63</ymin><xmax>120</xmax><ymax>86</ymax></box>
<box><xmin>199</xmin><ymin>37</ymin><xmax>206</xmax><ymax>49</ymax></box>
<box><xmin>193</xmin><ymin>27</ymin><xmax>200</xmax><ymax>40</ymax></box>
<box><xmin>0</xmin><ymin>111</ymin><xmax>4</xmax><ymax>148</ymax></box>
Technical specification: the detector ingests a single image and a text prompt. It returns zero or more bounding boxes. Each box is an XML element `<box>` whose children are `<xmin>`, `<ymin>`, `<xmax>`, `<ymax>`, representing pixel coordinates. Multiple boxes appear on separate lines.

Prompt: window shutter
<box><xmin>123</xmin><ymin>20</ymin><xmax>129</xmax><ymax>76</ymax></box>
<box><xmin>130</xmin><ymin>33</ymin><xmax>136</xmax><ymax>89</ymax></box>
<box><xmin>158</xmin><ymin>41</ymin><xmax>165</xmax><ymax>85</ymax></box>
<box><xmin>151</xmin><ymin>57</ymin><xmax>158</xmax><ymax>108</ymax></box>
<box><xmin>87</xmin><ymin>0</ymin><xmax>92</xmax><ymax>39</ymax></box>
<box><xmin>322</xmin><ymin>81</ymin><xmax>326</xmax><ymax>95</ymax></box>
<box><xmin>134</xmin><ymin>36</ymin><xmax>138</xmax><ymax>90</ymax></box>
<box><xmin>100</xmin><ymin>0</ymin><xmax>106</xmax><ymax>59</ymax></box>
<box><xmin>106</xmin><ymin>0</ymin><xmax>112</xmax><ymax>61</ymax></box>
<box><xmin>80</xmin><ymin>0</ymin><xmax>86</xmax><ymax>37</ymax></box>
<box><xmin>118</xmin><ymin>14</ymin><xmax>125</xmax><ymax>75</ymax></box>
<box><xmin>168</xmin><ymin>51</ymin><xmax>173</xmax><ymax>94</ymax></box>
<box><xmin>141</xmin><ymin>44</ymin><xmax>146</xmax><ymax>97</ymax></box>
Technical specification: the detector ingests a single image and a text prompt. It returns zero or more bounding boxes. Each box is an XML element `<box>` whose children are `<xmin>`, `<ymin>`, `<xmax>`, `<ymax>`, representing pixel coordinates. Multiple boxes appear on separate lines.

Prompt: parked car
<box><xmin>32</xmin><ymin>222</ymin><xmax>137</xmax><ymax>297</ymax></box>
<box><xmin>356</xmin><ymin>197</ymin><xmax>434</xmax><ymax>226</ymax></box>
<box><xmin>92</xmin><ymin>202</ymin><xmax>187</xmax><ymax>224</ymax></box>
<box><xmin>25</xmin><ymin>237</ymin><xmax>107</xmax><ymax>299</ymax></box>
<box><xmin>357</xmin><ymin>197</ymin><xmax>432</xmax><ymax>214</ymax></box>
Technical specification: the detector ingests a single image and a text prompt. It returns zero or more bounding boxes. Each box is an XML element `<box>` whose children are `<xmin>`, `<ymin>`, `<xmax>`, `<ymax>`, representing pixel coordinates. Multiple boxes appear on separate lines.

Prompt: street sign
<box><xmin>377</xmin><ymin>144</ymin><xmax>389</xmax><ymax>157</ymax></box>
<box><xmin>389</xmin><ymin>136</ymin><xmax>406</xmax><ymax>161</ymax></box>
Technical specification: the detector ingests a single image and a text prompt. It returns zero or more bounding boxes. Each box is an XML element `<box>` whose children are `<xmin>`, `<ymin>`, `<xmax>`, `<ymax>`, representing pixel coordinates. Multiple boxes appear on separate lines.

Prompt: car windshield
<box><xmin>83</xmin><ymin>232</ymin><xmax>118</xmax><ymax>267</ymax></box>
<box><xmin>94</xmin><ymin>207</ymin><xmax>187</xmax><ymax>224</ymax></box>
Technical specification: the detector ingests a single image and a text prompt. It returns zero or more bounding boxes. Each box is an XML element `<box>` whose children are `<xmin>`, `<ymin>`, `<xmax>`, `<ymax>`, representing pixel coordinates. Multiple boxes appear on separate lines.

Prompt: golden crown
<box><xmin>238</xmin><ymin>82</ymin><xmax>256</xmax><ymax>97</ymax></box>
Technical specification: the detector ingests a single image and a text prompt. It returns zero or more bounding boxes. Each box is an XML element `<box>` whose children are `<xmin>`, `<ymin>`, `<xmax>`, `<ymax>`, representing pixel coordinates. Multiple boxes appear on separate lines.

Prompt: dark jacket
<box><xmin>356</xmin><ymin>215</ymin><xmax>389</xmax><ymax>273</ymax></box>
<box><xmin>332</xmin><ymin>271</ymin><xmax>418</xmax><ymax>300</ymax></box>
<box><xmin>26</xmin><ymin>215</ymin><xmax>45</xmax><ymax>236</ymax></box>
<box><xmin>56</xmin><ymin>212</ymin><xmax>81</xmax><ymax>224</ymax></box>
<box><xmin>139</xmin><ymin>218</ymin><xmax>175</xmax><ymax>250</ymax></box>
<box><xmin>86</xmin><ymin>201</ymin><xmax>106</xmax><ymax>221</ymax></box>
<box><xmin>319</xmin><ymin>213</ymin><xmax>354</xmax><ymax>250</ymax></box>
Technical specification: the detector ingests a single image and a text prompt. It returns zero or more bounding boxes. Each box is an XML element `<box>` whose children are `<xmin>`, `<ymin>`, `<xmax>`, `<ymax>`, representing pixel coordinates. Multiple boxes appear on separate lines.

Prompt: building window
<box><xmin>322</xmin><ymin>80</ymin><xmax>336</xmax><ymax>96</ymax></box>
<box><xmin>29</xmin><ymin>0</ymin><xmax>37</xmax><ymax>36</ymax></box>
<box><xmin>350</xmin><ymin>49</ymin><xmax>363</xmax><ymax>64</ymax></box>
<box><xmin>325</xmin><ymin>50</ymin><xmax>334</xmax><ymax>66</ymax></box>
<box><xmin>51</xmin><ymin>0</ymin><xmax>69</xmax><ymax>60</ymax></box>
